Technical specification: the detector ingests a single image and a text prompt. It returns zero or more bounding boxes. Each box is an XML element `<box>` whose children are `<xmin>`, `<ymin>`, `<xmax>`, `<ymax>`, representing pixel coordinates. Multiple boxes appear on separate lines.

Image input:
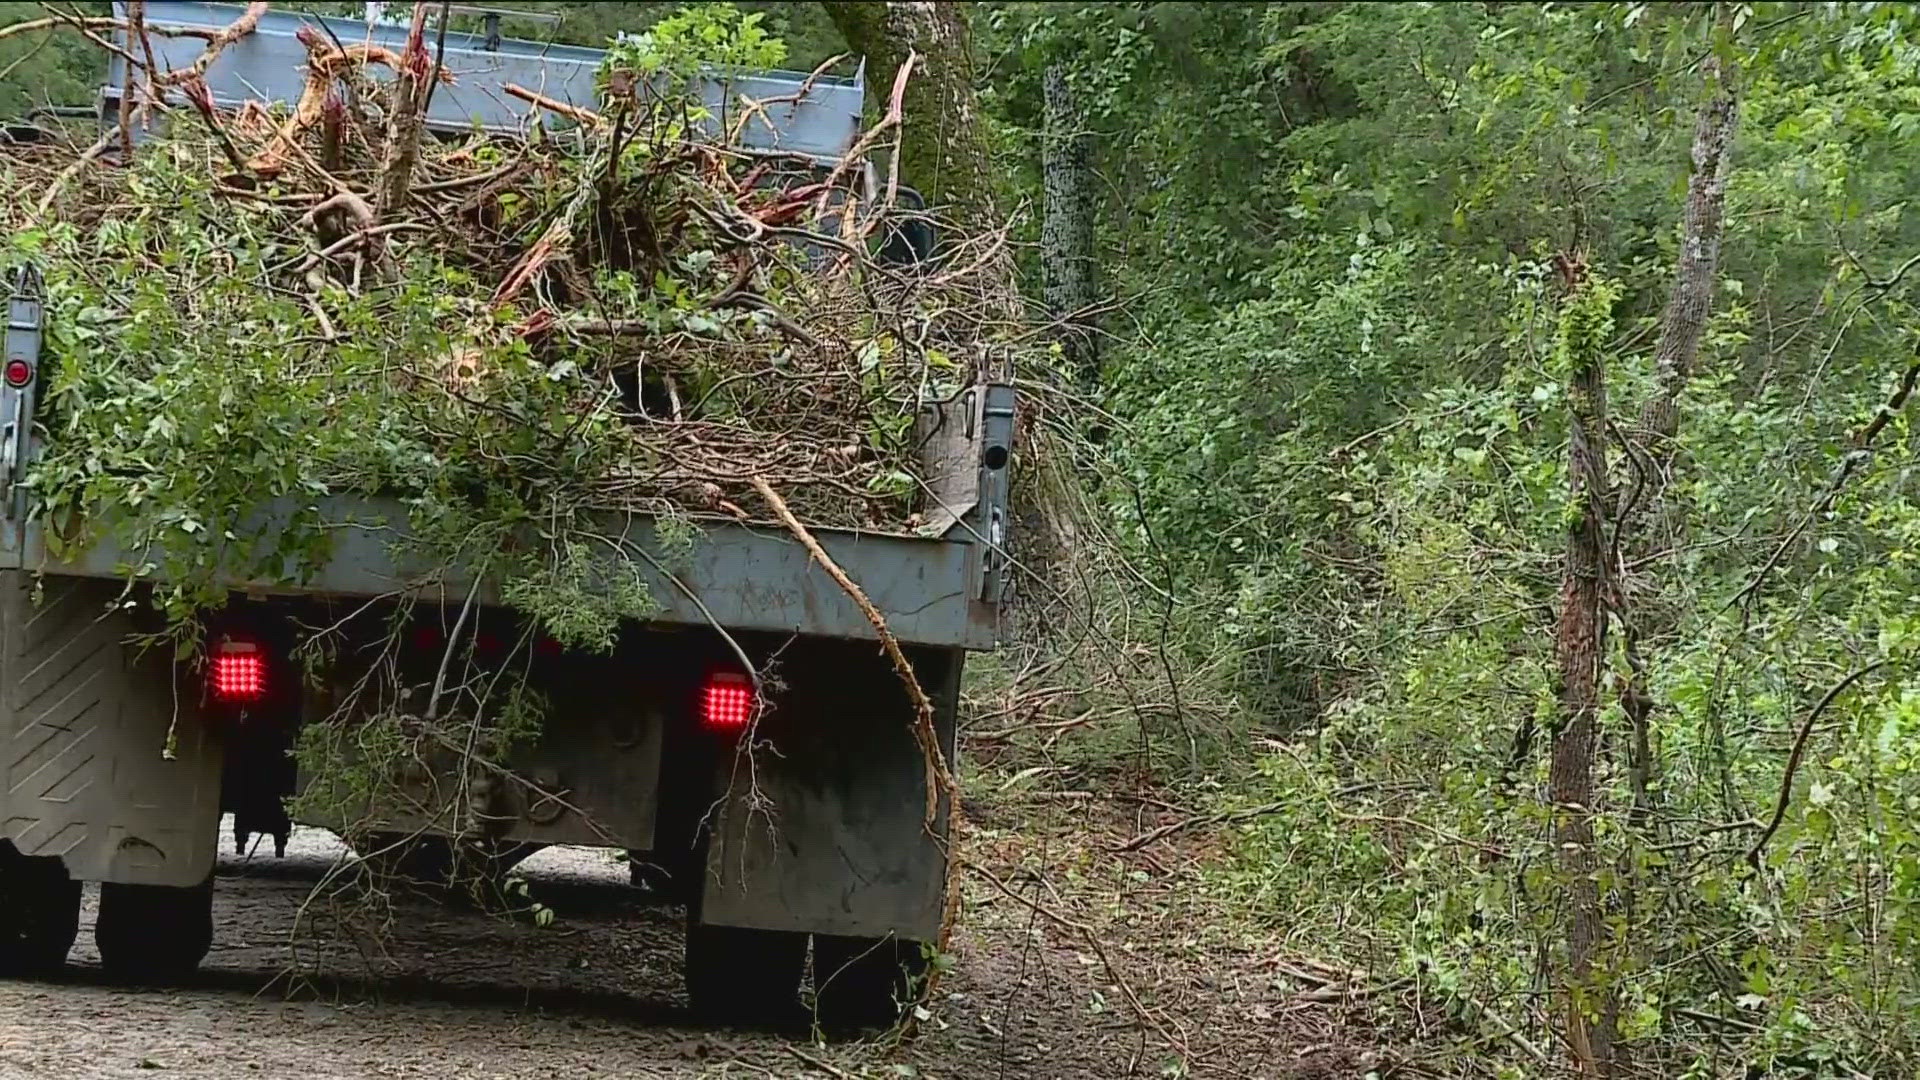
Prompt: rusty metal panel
<box><xmin>0</xmin><ymin>572</ymin><xmax>222</xmax><ymax>886</ymax></box>
<box><xmin>699</xmin><ymin>643</ymin><xmax>960</xmax><ymax>942</ymax></box>
<box><xmin>24</xmin><ymin>499</ymin><xmax>1000</xmax><ymax>650</ymax></box>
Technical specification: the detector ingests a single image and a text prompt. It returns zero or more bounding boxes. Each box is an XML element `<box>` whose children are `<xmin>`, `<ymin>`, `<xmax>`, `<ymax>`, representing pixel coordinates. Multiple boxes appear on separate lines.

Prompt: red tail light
<box><xmin>210</xmin><ymin>638</ymin><xmax>267</xmax><ymax>704</ymax></box>
<box><xmin>4</xmin><ymin>359</ymin><xmax>31</xmax><ymax>388</ymax></box>
<box><xmin>701</xmin><ymin>672</ymin><xmax>754</xmax><ymax>734</ymax></box>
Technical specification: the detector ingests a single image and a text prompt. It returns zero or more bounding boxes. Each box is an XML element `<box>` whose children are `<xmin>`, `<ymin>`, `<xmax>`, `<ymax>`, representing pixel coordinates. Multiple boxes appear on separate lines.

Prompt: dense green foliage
<box><xmin>977</xmin><ymin>1</ymin><xmax>1920</xmax><ymax>1074</ymax></box>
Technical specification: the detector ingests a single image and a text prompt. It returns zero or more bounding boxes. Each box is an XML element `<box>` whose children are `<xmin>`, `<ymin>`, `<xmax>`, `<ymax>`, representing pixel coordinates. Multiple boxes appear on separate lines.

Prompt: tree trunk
<box><xmin>822</xmin><ymin>1</ymin><xmax>1000</xmax><ymax>242</ymax></box>
<box><xmin>1550</xmin><ymin>261</ymin><xmax>1618</xmax><ymax>1077</ymax></box>
<box><xmin>1630</xmin><ymin>43</ymin><xmax>1738</xmax><ymax>475</ymax></box>
<box><xmin>376</xmin><ymin>3</ymin><xmax>434</xmax><ymax>222</ymax></box>
<box><xmin>1041</xmin><ymin>63</ymin><xmax>1099</xmax><ymax>385</ymax></box>
<box><xmin>1616</xmin><ymin>14</ymin><xmax>1740</xmax><ymax>825</ymax></box>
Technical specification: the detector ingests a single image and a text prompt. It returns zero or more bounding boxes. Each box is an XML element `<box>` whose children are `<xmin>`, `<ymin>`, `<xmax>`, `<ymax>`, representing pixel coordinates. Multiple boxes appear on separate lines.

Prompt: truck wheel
<box><xmin>627</xmin><ymin>850</ymin><xmax>691</xmax><ymax>902</ymax></box>
<box><xmin>360</xmin><ymin>833</ymin><xmax>540</xmax><ymax>914</ymax></box>
<box><xmin>96</xmin><ymin>878</ymin><xmax>214</xmax><ymax>982</ymax></box>
<box><xmin>357</xmin><ymin>832</ymin><xmax>454</xmax><ymax>886</ymax></box>
<box><xmin>360</xmin><ymin>834</ymin><xmax>539</xmax><ymax>887</ymax></box>
<box><xmin>812</xmin><ymin>935</ymin><xmax>930</xmax><ymax>1033</ymax></box>
<box><xmin>684</xmin><ymin>922</ymin><xmax>807</xmax><ymax>1027</ymax></box>
<box><xmin>0</xmin><ymin>847</ymin><xmax>81</xmax><ymax>977</ymax></box>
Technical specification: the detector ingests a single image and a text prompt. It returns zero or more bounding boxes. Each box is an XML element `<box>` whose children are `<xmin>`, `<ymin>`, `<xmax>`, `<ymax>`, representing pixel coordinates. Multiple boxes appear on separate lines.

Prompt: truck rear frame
<box><xmin>0</xmin><ymin>1</ymin><xmax>1013</xmax><ymax>1031</ymax></box>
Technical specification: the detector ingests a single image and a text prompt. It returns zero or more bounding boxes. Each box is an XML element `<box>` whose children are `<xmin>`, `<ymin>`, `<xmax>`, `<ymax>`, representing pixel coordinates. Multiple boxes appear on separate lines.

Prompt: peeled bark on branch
<box><xmin>376</xmin><ymin>3</ymin><xmax>435</xmax><ymax>220</ymax></box>
<box><xmin>151</xmin><ymin>1</ymin><xmax>268</xmax><ymax>88</ymax></box>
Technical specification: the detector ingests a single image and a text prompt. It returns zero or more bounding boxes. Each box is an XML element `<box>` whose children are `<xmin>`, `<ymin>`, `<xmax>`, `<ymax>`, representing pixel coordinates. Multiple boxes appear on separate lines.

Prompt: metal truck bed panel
<box><xmin>11</xmin><ymin>497</ymin><xmax>998</xmax><ymax>651</ymax></box>
<box><xmin>106</xmin><ymin>2</ymin><xmax>865</xmax><ymax>160</ymax></box>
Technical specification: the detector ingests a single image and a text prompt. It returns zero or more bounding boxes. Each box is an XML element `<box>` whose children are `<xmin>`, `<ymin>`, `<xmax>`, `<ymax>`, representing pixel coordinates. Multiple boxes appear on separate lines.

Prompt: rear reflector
<box><xmin>210</xmin><ymin>639</ymin><xmax>266</xmax><ymax>704</ymax></box>
<box><xmin>4</xmin><ymin>359</ymin><xmax>31</xmax><ymax>388</ymax></box>
<box><xmin>701</xmin><ymin>672</ymin><xmax>754</xmax><ymax>734</ymax></box>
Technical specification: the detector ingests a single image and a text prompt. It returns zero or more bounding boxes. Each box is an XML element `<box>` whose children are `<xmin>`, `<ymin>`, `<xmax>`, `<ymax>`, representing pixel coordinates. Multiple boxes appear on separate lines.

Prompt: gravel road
<box><xmin>0</xmin><ymin>820</ymin><xmax>1149</xmax><ymax>1080</ymax></box>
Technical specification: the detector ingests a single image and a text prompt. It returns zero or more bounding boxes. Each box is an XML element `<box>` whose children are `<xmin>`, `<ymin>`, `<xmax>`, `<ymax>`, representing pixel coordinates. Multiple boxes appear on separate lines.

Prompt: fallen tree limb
<box><xmin>964</xmin><ymin>858</ymin><xmax>1190</xmax><ymax>1060</ymax></box>
<box><xmin>752</xmin><ymin>475</ymin><xmax>953</xmax><ymax>826</ymax></box>
<box><xmin>503</xmin><ymin>83</ymin><xmax>605</xmax><ymax>127</ymax></box>
<box><xmin>785</xmin><ymin>1047</ymin><xmax>856</xmax><ymax>1079</ymax></box>
<box><xmin>33</xmin><ymin>132</ymin><xmax>113</xmax><ymax>221</ymax></box>
<box><xmin>150</xmin><ymin>0</ymin><xmax>267</xmax><ymax>88</ymax></box>
<box><xmin>0</xmin><ymin>14</ymin><xmax>233</xmax><ymax>45</ymax></box>
<box><xmin>376</xmin><ymin>4</ymin><xmax>434</xmax><ymax>218</ymax></box>
<box><xmin>812</xmin><ymin>49</ymin><xmax>915</xmax><ymax>225</ymax></box>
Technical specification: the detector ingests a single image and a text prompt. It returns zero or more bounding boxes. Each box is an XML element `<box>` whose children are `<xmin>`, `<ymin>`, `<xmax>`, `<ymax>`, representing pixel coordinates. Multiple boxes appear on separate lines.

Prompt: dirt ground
<box><xmin>0</xmin><ymin>807</ymin><xmax>1370</xmax><ymax>1080</ymax></box>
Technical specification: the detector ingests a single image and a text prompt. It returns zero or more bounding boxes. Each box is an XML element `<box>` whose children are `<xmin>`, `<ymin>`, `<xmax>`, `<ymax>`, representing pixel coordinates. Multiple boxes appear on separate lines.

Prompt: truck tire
<box><xmin>96</xmin><ymin>877</ymin><xmax>214</xmax><ymax>982</ymax></box>
<box><xmin>0</xmin><ymin>847</ymin><xmax>81</xmax><ymax>977</ymax></box>
<box><xmin>684</xmin><ymin>923</ymin><xmax>807</xmax><ymax>1027</ymax></box>
<box><xmin>812</xmin><ymin>935</ymin><xmax>930</xmax><ymax>1033</ymax></box>
<box><xmin>358</xmin><ymin>832</ymin><xmax>455</xmax><ymax>886</ymax></box>
<box><xmin>359</xmin><ymin>833</ymin><xmax>540</xmax><ymax>914</ymax></box>
<box><xmin>626</xmin><ymin>850</ymin><xmax>693</xmax><ymax>902</ymax></box>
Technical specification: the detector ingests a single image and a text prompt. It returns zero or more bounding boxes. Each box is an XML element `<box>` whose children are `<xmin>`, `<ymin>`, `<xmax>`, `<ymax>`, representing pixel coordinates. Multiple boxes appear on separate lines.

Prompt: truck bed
<box><xmin>3</xmin><ymin>494</ymin><xmax>1002</xmax><ymax>651</ymax></box>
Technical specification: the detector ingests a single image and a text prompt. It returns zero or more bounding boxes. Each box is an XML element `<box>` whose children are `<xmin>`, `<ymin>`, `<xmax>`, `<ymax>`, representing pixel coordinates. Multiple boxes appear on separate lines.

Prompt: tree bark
<box><xmin>376</xmin><ymin>3</ymin><xmax>434</xmax><ymax>222</ymax></box>
<box><xmin>822</xmin><ymin>2</ymin><xmax>1000</xmax><ymax>242</ymax></box>
<box><xmin>1630</xmin><ymin>41</ymin><xmax>1738</xmax><ymax>476</ymax></box>
<box><xmin>1041</xmin><ymin>63</ymin><xmax>1099</xmax><ymax>385</ymax></box>
<box><xmin>1616</xmin><ymin>13</ymin><xmax>1740</xmax><ymax>826</ymax></box>
<box><xmin>1550</xmin><ymin>261</ymin><xmax>1618</xmax><ymax>1077</ymax></box>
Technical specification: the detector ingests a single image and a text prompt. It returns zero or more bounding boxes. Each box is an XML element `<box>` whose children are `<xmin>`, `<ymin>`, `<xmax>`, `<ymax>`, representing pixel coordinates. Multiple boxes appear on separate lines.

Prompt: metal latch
<box><xmin>976</xmin><ymin>383</ymin><xmax>1015</xmax><ymax>603</ymax></box>
<box><xmin>2</xmin><ymin>263</ymin><xmax>44</xmax><ymax>516</ymax></box>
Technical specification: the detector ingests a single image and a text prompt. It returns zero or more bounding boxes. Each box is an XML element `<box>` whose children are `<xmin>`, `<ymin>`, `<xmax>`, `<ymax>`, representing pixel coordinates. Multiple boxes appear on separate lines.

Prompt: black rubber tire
<box><xmin>96</xmin><ymin>878</ymin><xmax>214</xmax><ymax>982</ymax></box>
<box><xmin>0</xmin><ymin>847</ymin><xmax>81</xmax><ymax>978</ymax></box>
<box><xmin>360</xmin><ymin>833</ymin><xmax>545</xmax><ymax>916</ymax></box>
<box><xmin>684</xmin><ymin>922</ymin><xmax>808</xmax><ymax>1028</ymax></box>
<box><xmin>358</xmin><ymin>832</ymin><xmax>455</xmax><ymax>887</ymax></box>
<box><xmin>812</xmin><ymin>935</ymin><xmax>930</xmax><ymax>1034</ymax></box>
<box><xmin>626</xmin><ymin>850</ymin><xmax>693</xmax><ymax>902</ymax></box>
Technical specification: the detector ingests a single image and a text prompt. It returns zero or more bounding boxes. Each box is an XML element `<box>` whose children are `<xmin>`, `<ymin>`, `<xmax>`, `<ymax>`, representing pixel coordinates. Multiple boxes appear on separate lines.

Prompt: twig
<box><xmin>34</xmin><ymin>132</ymin><xmax>113</xmax><ymax>221</ymax></box>
<box><xmin>309</xmin><ymin>221</ymin><xmax>432</xmax><ymax>263</ymax></box>
<box><xmin>178</xmin><ymin>73</ymin><xmax>250</xmax><ymax>175</ymax></box>
<box><xmin>965</xmin><ymin>859</ymin><xmax>1190</xmax><ymax>1059</ymax></box>
<box><xmin>503</xmin><ymin>83</ymin><xmax>604</xmax><ymax>127</ymax></box>
<box><xmin>37</xmin><ymin>5</ymin><xmax>145</xmax><ymax>72</ymax></box>
<box><xmin>752</xmin><ymin>476</ymin><xmax>953</xmax><ymax>826</ymax></box>
<box><xmin>131</xmin><ymin>0</ymin><xmax>161</xmax><ymax>125</ymax></box>
<box><xmin>1746</xmin><ymin>660</ymin><xmax>1889</xmax><ymax>871</ymax></box>
<box><xmin>149</xmin><ymin>0</ymin><xmax>267</xmax><ymax>88</ymax></box>
<box><xmin>728</xmin><ymin>51</ymin><xmax>848</xmax><ymax>146</ymax></box>
<box><xmin>419</xmin><ymin>1</ymin><xmax>452</xmax><ymax>117</ymax></box>
<box><xmin>425</xmin><ymin>571</ymin><xmax>484</xmax><ymax>722</ymax></box>
<box><xmin>812</xmin><ymin>50</ymin><xmax>915</xmax><ymax>223</ymax></box>
<box><xmin>785</xmin><ymin>1047</ymin><xmax>856</xmax><ymax>1079</ymax></box>
<box><xmin>1728</xmin><ymin>356</ymin><xmax>1920</xmax><ymax>611</ymax></box>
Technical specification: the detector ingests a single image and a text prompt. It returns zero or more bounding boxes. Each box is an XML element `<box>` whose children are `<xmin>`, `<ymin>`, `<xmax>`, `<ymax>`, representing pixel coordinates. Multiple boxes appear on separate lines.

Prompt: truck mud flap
<box><xmin>700</xmin><ymin>646</ymin><xmax>961</xmax><ymax>942</ymax></box>
<box><xmin>0</xmin><ymin>571</ymin><xmax>222</xmax><ymax>886</ymax></box>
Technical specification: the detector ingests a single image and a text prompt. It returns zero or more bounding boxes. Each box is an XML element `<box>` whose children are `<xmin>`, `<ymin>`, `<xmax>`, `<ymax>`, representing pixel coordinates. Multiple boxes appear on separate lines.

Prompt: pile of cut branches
<box><xmin>0</xmin><ymin>5</ymin><xmax>990</xmax><ymax>623</ymax></box>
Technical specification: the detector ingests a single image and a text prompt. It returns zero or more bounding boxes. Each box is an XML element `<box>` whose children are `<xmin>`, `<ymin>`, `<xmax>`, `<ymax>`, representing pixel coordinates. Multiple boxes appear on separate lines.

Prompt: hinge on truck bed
<box><xmin>977</xmin><ymin>383</ymin><xmax>1015</xmax><ymax>603</ymax></box>
<box><xmin>1</xmin><ymin>263</ymin><xmax>42</xmax><ymax>524</ymax></box>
